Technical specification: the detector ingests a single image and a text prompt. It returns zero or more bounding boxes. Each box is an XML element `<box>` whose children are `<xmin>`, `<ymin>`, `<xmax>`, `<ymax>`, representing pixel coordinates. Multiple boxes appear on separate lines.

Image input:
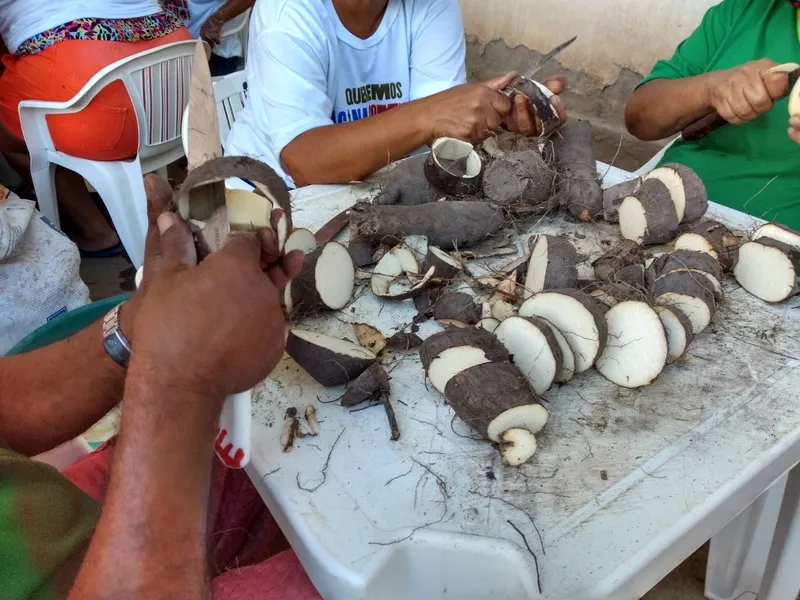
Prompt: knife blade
<box><xmin>682</xmin><ymin>62</ymin><xmax>800</xmax><ymax>142</ymax></box>
<box><xmin>521</xmin><ymin>35</ymin><xmax>577</xmax><ymax>80</ymax></box>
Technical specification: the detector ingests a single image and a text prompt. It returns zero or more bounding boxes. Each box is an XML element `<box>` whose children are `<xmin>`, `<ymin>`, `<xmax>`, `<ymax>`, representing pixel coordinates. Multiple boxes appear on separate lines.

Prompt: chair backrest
<box><xmin>220</xmin><ymin>9</ymin><xmax>252</xmax><ymax>65</ymax></box>
<box><xmin>214</xmin><ymin>70</ymin><xmax>249</xmax><ymax>149</ymax></box>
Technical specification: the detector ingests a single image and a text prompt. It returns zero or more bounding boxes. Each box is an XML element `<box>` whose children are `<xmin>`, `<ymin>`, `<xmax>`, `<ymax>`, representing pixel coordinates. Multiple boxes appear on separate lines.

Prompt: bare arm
<box><xmin>217</xmin><ymin>0</ymin><xmax>255</xmax><ymax>22</ymax></box>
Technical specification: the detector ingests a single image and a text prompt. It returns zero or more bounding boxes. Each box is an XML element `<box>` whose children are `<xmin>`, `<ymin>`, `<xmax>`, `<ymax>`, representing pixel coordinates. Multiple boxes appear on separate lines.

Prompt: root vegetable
<box><xmin>419</xmin><ymin>327</ymin><xmax>510</xmax><ymax>371</ymax></box>
<box><xmin>595</xmin><ymin>301</ymin><xmax>668</xmax><ymax>388</ymax></box>
<box><xmin>655</xmin><ymin>305</ymin><xmax>694</xmax><ymax>364</ymax></box>
<box><xmin>225</xmin><ymin>188</ymin><xmax>273</xmax><ymax>230</ymax></box>
<box><xmin>386</xmin><ymin>331</ymin><xmax>423</xmax><ymax>351</ymax></box>
<box><xmin>550</xmin><ymin>120</ymin><xmax>603</xmax><ymax>222</ymax></box>
<box><xmin>340</xmin><ymin>362</ymin><xmax>390</xmax><ymax>407</ymax></box>
<box><xmin>445</xmin><ymin>362</ymin><xmax>549</xmax><ymax>442</ymax></box>
<box><xmin>521</xmin><ymin>234</ymin><xmax>579</xmax><ymax>298</ymax></box>
<box><xmin>519</xmin><ymin>289</ymin><xmax>608</xmax><ymax>373</ymax></box>
<box><xmin>619</xmin><ymin>179</ymin><xmax>680</xmax><ymax>245</ymax></box>
<box><xmin>752</xmin><ymin>222</ymin><xmax>800</xmax><ymax>251</ymax></box>
<box><xmin>644</xmin><ymin>163</ymin><xmax>708</xmax><ymax>223</ymax></box>
<box><xmin>500</xmin><ymin>429</ymin><xmax>538</xmax><ymax>466</ymax></box>
<box><xmin>495</xmin><ymin>316</ymin><xmax>563</xmax><ymax>394</ymax></box>
<box><xmin>346</xmin><ymin>234</ymin><xmax>375</xmax><ymax>267</ymax></box>
<box><xmin>652</xmin><ymin>270</ymin><xmax>716</xmax><ymax>334</ymax></box>
<box><xmin>675</xmin><ymin>220</ymin><xmax>741</xmax><ymax>271</ymax></box>
<box><xmin>374</xmin><ymin>154</ymin><xmax>441</xmax><ymax>206</ymax></box>
<box><xmin>481</xmin><ymin>150</ymin><xmax>556</xmax><ymax>211</ymax></box>
<box><xmin>354</xmin><ymin>323</ymin><xmax>388</xmax><ymax>355</ymax></box>
<box><xmin>370</xmin><ymin>244</ymin><xmax>434</xmax><ymax>300</ymax></box>
<box><xmin>286</xmin><ymin>329</ymin><xmax>376</xmax><ymax>386</ymax></box>
<box><xmin>603</xmin><ymin>178</ymin><xmax>641</xmax><ymax>222</ymax></box>
<box><xmin>349</xmin><ymin>201</ymin><xmax>504</xmax><ymax>250</ymax></box>
<box><xmin>593</xmin><ymin>240</ymin><xmax>646</xmax><ymax>281</ymax></box>
<box><xmin>648</xmin><ymin>249</ymin><xmax>723</xmax><ymax>282</ymax></box>
<box><xmin>506</xmin><ymin>77</ymin><xmax>561</xmax><ymax>136</ymax></box>
<box><xmin>424</xmin><ymin>137</ymin><xmax>484</xmax><ymax>196</ymax></box>
<box><xmin>290</xmin><ymin>242</ymin><xmax>355</xmax><ymax>316</ymax></box>
<box><xmin>284</xmin><ymin>228</ymin><xmax>317</xmax><ymax>255</ymax></box>
<box><xmin>489</xmin><ymin>296</ymin><xmax>518</xmax><ymax>321</ymax></box>
<box><xmin>305</xmin><ymin>405</ymin><xmax>321</xmax><ymax>436</ymax></box>
<box><xmin>734</xmin><ymin>239</ymin><xmax>800</xmax><ymax>303</ymax></box>
<box><xmin>432</xmin><ymin>291</ymin><xmax>482</xmax><ymax>324</ymax></box>
<box><xmin>428</xmin><ymin>346</ymin><xmax>493</xmax><ymax>394</ymax></box>
<box><xmin>539</xmin><ymin>319</ymin><xmax>575</xmax><ymax>383</ymax></box>
<box><xmin>426</xmin><ymin>246</ymin><xmax>462</xmax><ymax>279</ymax></box>
<box><xmin>478</xmin><ymin>318</ymin><xmax>501</xmax><ymax>333</ymax></box>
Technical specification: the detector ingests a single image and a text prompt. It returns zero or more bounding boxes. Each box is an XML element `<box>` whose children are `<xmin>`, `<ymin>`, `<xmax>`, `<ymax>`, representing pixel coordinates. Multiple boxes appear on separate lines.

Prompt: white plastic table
<box><xmin>244</xmin><ymin>166</ymin><xmax>800</xmax><ymax>600</ymax></box>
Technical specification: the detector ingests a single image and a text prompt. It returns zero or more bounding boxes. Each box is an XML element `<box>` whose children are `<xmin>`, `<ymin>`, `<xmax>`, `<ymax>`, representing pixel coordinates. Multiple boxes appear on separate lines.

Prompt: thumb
<box><xmin>482</xmin><ymin>71</ymin><xmax>517</xmax><ymax>91</ymax></box>
<box><xmin>158</xmin><ymin>213</ymin><xmax>198</xmax><ymax>272</ymax></box>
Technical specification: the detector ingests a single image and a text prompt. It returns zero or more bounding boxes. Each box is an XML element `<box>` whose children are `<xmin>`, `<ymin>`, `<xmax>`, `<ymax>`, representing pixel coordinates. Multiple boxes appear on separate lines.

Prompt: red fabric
<box><xmin>62</xmin><ymin>440</ymin><xmax>318</xmax><ymax>599</ymax></box>
<box><xmin>0</xmin><ymin>28</ymin><xmax>191</xmax><ymax>161</ymax></box>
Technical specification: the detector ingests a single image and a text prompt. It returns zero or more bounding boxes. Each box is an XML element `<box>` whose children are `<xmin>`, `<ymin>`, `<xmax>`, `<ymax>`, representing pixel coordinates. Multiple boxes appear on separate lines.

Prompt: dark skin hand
<box><xmin>199</xmin><ymin>0</ymin><xmax>255</xmax><ymax>46</ymax></box>
<box><xmin>626</xmin><ymin>58</ymin><xmax>790</xmax><ymax>141</ymax></box>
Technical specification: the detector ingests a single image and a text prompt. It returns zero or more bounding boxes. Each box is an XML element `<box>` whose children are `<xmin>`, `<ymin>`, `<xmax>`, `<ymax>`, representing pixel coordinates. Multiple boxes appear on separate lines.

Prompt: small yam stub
<box><xmin>424</xmin><ymin>137</ymin><xmax>484</xmax><ymax>196</ymax></box>
<box><xmin>521</xmin><ymin>234</ymin><xmax>579</xmax><ymax>298</ymax></box>
<box><xmin>289</xmin><ymin>242</ymin><xmax>355</xmax><ymax>317</ymax></box>
<box><xmin>595</xmin><ymin>301</ymin><xmax>668</xmax><ymax>388</ymax></box>
<box><xmin>419</xmin><ymin>327</ymin><xmax>510</xmax><ymax>371</ymax></box>
<box><xmin>619</xmin><ymin>179</ymin><xmax>680</xmax><ymax>245</ymax></box>
<box><xmin>550</xmin><ymin>120</ymin><xmax>603</xmax><ymax>222</ymax></box>
<box><xmin>593</xmin><ymin>239</ymin><xmax>646</xmax><ymax>282</ymax></box>
<box><xmin>495</xmin><ymin>316</ymin><xmax>563</xmax><ymax>395</ymax></box>
<box><xmin>286</xmin><ymin>329</ymin><xmax>376</xmax><ymax>387</ymax></box>
<box><xmin>655</xmin><ymin>305</ymin><xmax>694</xmax><ymax>364</ymax></box>
<box><xmin>603</xmin><ymin>178</ymin><xmax>641</xmax><ymax>223</ymax></box>
<box><xmin>500</xmin><ymin>429</ymin><xmax>538</xmax><ymax>467</ymax></box>
<box><xmin>734</xmin><ymin>239</ymin><xmax>800</xmax><ymax>303</ymax></box>
<box><xmin>519</xmin><ymin>289</ymin><xmax>608</xmax><ymax>373</ymax></box>
<box><xmin>651</xmin><ymin>270</ymin><xmax>716</xmax><ymax>334</ymax></box>
<box><xmin>432</xmin><ymin>291</ymin><xmax>482</xmax><ymax>324</ymax></box>
<box><xmin>752</xmin><ymin>222</ymin><xmax>800</xmax><ymax>251</ymax></box>
<box><xmin>676</xmin><ymin>220</ymin><xmax>741</xmax><ymax>271</ymax></box>
<box><xmin>426</xmin><ymin>246</ymin><xmax>462</xmax><ymax>280</ymax></box>
<box><xmin>340</xmin><ymin>362</ymin><xmax>390</xmax><ymax>407</ymax></box>
<box><xmin>644</xmin><ymin>163</ymin><xmax>708</xmax><ymax>223</ymax></box>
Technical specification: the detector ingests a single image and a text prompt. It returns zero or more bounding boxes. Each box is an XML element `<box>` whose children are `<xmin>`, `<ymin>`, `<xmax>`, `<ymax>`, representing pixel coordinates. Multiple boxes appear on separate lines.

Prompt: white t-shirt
<box><xmin>183</xmin><ymin>0</ymin><xmax>242</xmax><ymax>59</ymax></box>
<box><xmin>225</xmin><ymin>0</ymin><xmax>466</xmax><ymax>187</ymax></box>
<box><xmin>0</xmin><ymin>1</ymin><xmax>161</xmax><ymax>54</ymax></box>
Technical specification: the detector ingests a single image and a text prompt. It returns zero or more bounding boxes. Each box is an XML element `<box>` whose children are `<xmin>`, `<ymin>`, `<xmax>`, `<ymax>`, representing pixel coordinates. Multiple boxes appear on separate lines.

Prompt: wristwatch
<box><xmin>102</xmin><ymin>302</ymin><xmax>132</xmax><ymax>368</ymax></box>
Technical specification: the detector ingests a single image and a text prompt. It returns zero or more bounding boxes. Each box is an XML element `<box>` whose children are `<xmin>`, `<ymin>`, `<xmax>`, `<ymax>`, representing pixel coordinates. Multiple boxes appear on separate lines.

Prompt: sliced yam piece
<box><xmin>290</xmin><ymin>242</ymin><xmax>355</xmax><ymax>316</ymax></box>
<box><xmin>592</xmin><ymin>239</ymin><xmax>645</xmax><ymax>281</ymax></box>
<box><xmin>283</xmin><ymin>283</ymin><xmax>294</xmax><ymax>315</ymax></box>
<box><xmin>651</xmin><ymin>270</ymin><xmax>716</xmax><ymax>333</ymax></box>
<box><xmin>286</xmin><ymin>329</ymin><xmax>376</xmax><ymax>386</ymax></box>
<box><xmin>419</xmin><ymin>327</ymin><xmax>510</xmax><ymax>371</ymax></box>
<box><xmin>276</xmin><ymin>211</ymin><xmax>289</xmax><ymax>251</ymax></box>
<box><xmin>354</xmin><ymin>323</ymin><xmax>388</xmax><ymax>355</ymax></box>
<box><xmin>648</xmin><ymin>249</ymin><xmax>723</xmax><ymax>281</ymax></box>
<box><xmin>393</xmin><ymin>246</ymin><xmax>420</xmax><ymax>274</ymax></box>
<box><xmin>506</xmin><ymin>77</ymin><xmax>560</xmax><ymax>136</ymax></box>
<box><xmin>678</xmin><ymin>220</ymin><xmax>741</xmax><ymax>271</ymax></box>
<box><xmin>427</xmin><ymin>246</ymin><xmax>462</xmax><ymax>279</ymax></box>
<box><xmin>340</xmin><ymin>362</ymin><xmax>390</xmax><ymax>407</ymax></box>
<box><xmin>644</xmin><ymin>163</ymin><xmax>708</xmax><ymax>223</ymax></box>
<box><xmin>432</xmin><ymin>291</ymin><xmax>482</xmax><ymax>324</ymax></box>
<box><xmin>538</xmin><ymin>319</ymin><xmax>575</xmax><ymax>383</ymax></box>
<box><xmin>596</xmin><ymin>301</ymin><xmax>668</xmax><ymax>388</ymax></box>
<box><xmin>404</xmin><ymin>235</ymin><xmax>429</xmax><ymax>259</ymax></box>
<box><xmin>522</xmin><ymin>235</ymin><xmax>579</xmax><ymax>298</ymax></box>
<box><xmin>490</xmin><ymin>297</ymin><xmax>518</xmax><ymax>321</ymax></box>
<box><xmin>424</xmin><ymin>137</ymin><xmax>484</xmax><ymax>196</ymax></box>
<box><xmin>478</xmin><ymin>318</ymin><xmax>501</xmax><ymax>333</ymax></box>
<box><xmin>494</xmin><ymin>316</ymin><xmax>563</xmax><ymax>395</ymax></box>
<box><xmin>372</xmin><ymin>267</ymin><xmax>436</xmax><ymax>300</ymax></box>
<box><xmin>752</xmin><ymin>222</ymin><xmax>800</xmax><ymax>251</ymax></box>
<box><xmin>500</xmin><ymin>429</ymin><xmax>538</xmax><ymax>467</ymax></box>
<box><xmin>655</xmin><ymin>305</ymin><xmax>694</xmax><ymax>364</ymax></box>
<box><xmin>284</xmin><ymin>228</ymin><xmax>317</xmax><ymax>255</ymax></box>
<box><xmin>602</xmin><ymin>178</ymin><xmax>641</xmax><ymax>223</ymax></box>
<box><xmin>444</xmin><ymin>361</ymin><xmax>549</xmax><ymax>442</ymax></box>
<box><xmin>619</xmin><ymin>179</ymin><xmax>680</xmax><ymax>245</ymax></box>
<box><xmin>655</xmin><ymin>294</ymin><xmax>713</xmax><ymax>335</ymax></box>
<box><xmin>428</xmin><ymin>346</ymin><xmax>492</xmax><ymax>394</ymax></box>
<box><xmin>225</xmin><ymin>188</ymin><xmax>273</xmax><ymax>230</ymax></box>
<box><xmin>519</xmin><ymin>289</ymin><xmax>608</xmax><ymax>373</ymax></box>
<box><xmin>734</xmin><ymin>239</ymin><xmax>800</xmax><ymax>303</ymax></box>
<box><xmin>661</xmin><ymin>267</ymin><xmax>723</xmax><ymax>299</ymax></box>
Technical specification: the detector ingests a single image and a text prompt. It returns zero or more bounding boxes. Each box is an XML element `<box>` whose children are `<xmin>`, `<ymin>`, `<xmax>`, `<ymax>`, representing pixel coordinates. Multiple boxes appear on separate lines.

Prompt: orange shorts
<box><xmin>0</xmin><ymin>27</ymin><xmax>191</xmax><ymax>161</ymax></box>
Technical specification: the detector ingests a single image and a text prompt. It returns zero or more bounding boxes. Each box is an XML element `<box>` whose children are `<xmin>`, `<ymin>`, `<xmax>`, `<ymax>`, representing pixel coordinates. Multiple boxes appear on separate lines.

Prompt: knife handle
<box><xmin>681</xmin><ymin>111</ymin><xmax>728</xmax><ymax>142</ymax></box>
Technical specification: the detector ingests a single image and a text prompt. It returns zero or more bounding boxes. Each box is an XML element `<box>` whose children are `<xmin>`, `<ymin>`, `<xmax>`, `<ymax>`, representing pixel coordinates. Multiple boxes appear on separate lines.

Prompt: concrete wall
<box><xmin>459</xmin><ymin>0</ymin><xmax>721</xmax><ymax>168</ymax></box>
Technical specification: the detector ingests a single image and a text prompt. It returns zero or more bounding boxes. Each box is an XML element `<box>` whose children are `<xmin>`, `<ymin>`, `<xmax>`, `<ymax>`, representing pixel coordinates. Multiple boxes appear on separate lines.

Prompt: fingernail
<box><xmin>157</xmin><ymin>213</ymin><xmax>177</xmax><ymax>234</ymax></box>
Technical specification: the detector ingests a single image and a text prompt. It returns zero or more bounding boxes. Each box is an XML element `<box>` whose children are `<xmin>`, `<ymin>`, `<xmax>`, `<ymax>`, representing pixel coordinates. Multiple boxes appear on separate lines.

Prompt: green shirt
<box><xmin>639</xmin><ymin>0</ymin><xmax>800</xmax><ymax>228</ymax></box>
<box><xmin>0</xmin><ymin>447</ymin><xmax>98</xmax><ymax>600</ymax></box>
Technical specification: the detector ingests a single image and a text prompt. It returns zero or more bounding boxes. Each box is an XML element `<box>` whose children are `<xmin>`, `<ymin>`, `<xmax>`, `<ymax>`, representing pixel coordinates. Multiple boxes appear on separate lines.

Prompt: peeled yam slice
<box><xmin>286</xmin><ymin>329</ymin><xmax>376</xmax><ymax>387</ymax></box>
<box><xmin>752</xmin><ymin>223</ymin><xmax>800</xmax><ymax>251</ymax></box>
<box><xmin>644</xmin><ymin>163</ymin><xmax>708</xmax><ymax>223</ymax></box>
<box><xmin>427</xmin><ymin>346</ymin><xmax>492</xmax><ymax>394</ymax></box>
<box><xmin>603</xmin><ymin>178</ymin><xmax>641</xmax><ymax>223</ymax></box>
<box><xmin>522</xmin><ymin>235</ymin><xmax>579</xmax><ymax>298</ymax></box>
<box><xmin>596</xmin><ymin>301</ymin><xmax>668</xmax><ymax>388</ymax></box>
<box><xmin>655</xmin><ymin>305</ymin><xmax>694</xmax><ymax>364</ymax></box>
<box><xmin>677</xmin><ymin>220</ymin><xmax>740</xmax><ymax>271</ymax></box>
<box><xmin>445</xmin><ymin>362</ymin><xmax>549</xmax><ymax>442</ymax></box>
<box><xmin>539</xmin><ymin>319</ymin><xmax>575</xmax><ymax>383</ymax></box>
<box><xmin>500</xmin><ymin>429</ymin><xmax>538</xmax><ymax>467</ymax></box>
<box><xmin>372</xmin><ymin>267</ymin><xmax>436</xmax><ymax>300</ymax></box>
<box><xmin>734</xmin><ymin>239</ymin><xmax>800</xmax><ymax>303</ymax></box>
<box><xmin>290</xmin><ymin>242</ymin><xmax>355</xmax><ymax>316</ymax></box>
<box><xmin>619</xmin><ymin>179</ymin><xmax>680</xmax><ymax>245</ymax></box>
<box><xmin>495</xmin><ymin>316</ymin><xmax>563</xmax><ymax>395</ymax></box>
<box><xmin>424</xmin><ymin>137</ymin><xmax>483</xmax><ymax>196</ymax></box>
<box><xmin>419</xmin><ymin>327</ymin><xmax>510</xmax><ymax>371</ymax></box>
<box><xmin>519</xmin><ymin>289</ymin><xmax>608</xmax><ymax>373</ymax></box>
<box><xmin>652</xmin><ymin>271</ymin><xmax>716</xmax><ymax>333</ymax></box>
<box><xmin>284</xmin><ymin>228</ymin><xmax>317</xmax><ymax>255</ymax></box>
<box><xmin>427</xmin><ymin>246</ymin><xmax>462</xmax><ymax>279</ymax></box>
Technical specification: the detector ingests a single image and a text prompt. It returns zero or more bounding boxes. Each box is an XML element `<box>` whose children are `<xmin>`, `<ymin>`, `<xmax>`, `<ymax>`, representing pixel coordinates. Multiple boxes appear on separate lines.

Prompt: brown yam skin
<box><xmin>684</xmin><ymin>220</ymin><xmax>741</xmax><ymax>271</ymax></box>
<box><xmin>350</xmin><ymin>201</ymin><xmax>504</xmax><ymax>250</ymax></box>
<box><xmin>524</xmin><ymin>235</ymin><xmax>578</xmax><ymax>290</ymax></box>
<box><xmin>549</xmin><ymin>288</ymin><xmax>610</xmax><ymax>358</ymax></box>
<box><xmin>347</xmin><ymin>233</ymin><xmax>375</xmax><ymax>267</ymax></box>
<box><xmin>649</xmin><ymin>250</ymin><xmax>723</xmax><ymax>282</ymax></box>
<box><xmin>506</xmin><ymin>77</ymin><xmax>560</xmax><ymax>135</ymax></box>
<box><xmin>374</xmin><ymin>154</ymin><xmax>441</xmax><ymax>206</ymax></box>
<box><xmin>659</xmin><ymin>305</ymin><xmax>695</xmax><ymax>348</ymax></box>
<box><xmin>603</xmin><ymin>178</ymin><xmax>641</xmax><ymax>223</ymax></box>
<box><xmin>285</xmin><ymin>332</ymin><xmax>376</xmax><ymax>387</ymax></box>
<box><xmin>593</xmin><ymin>239</ymin><xmax>646</xmax><ymax>281</ymax></box>
<box><xmin>630</xmin><ymin>179</ymin><xmax>680</xmax><ymax>245</ymax></box>
<box><xmin>290</xmin><ymin>247</ymin><xmax>327</xmax><ymax>316</ymax></box>
<box><xmin>431</xmin><ymin>291</ymin><xmax>482</xmax><ymax>324</ymax></box>
<box><xmin>482</xmin><ymin>150</ymin><xmax>556</xmax><ymax>212</ymax></box>
<box><xmin>419</xmin><ymin>327</ymin><xmax>510</xmax><ymax>371</ymax></box>
<box><xmin>650</xmin><ymin>270</ymin><xmax>716</xmax><ymax>314</ymax></box>
<box><xmin>444</xmin><ymin>362</ymin><xmax>541</xmax><ymax>439</ymax></box>
<box><xmin>426</xmin><ymin>247</ymin><xmax>462</xmax><ymax>280</ymax></box>
<box><xmin>664</xmin><ymin>163</ymin><xmax>708</xmax><ymax>223</ymax></box>
<box><xmin>341</xmin><ymin>363</ymin><xmax>391</xmax><ymax>407</ymax></box>
<box><xmin>424</xmin><ymin>149</ymin><xmax>483</xmax><ymax>197</ymax></box>
<box><xmin>550</xmin><ymin>121</ymin><xmax>604</xmax><ymax>222</ymax></box>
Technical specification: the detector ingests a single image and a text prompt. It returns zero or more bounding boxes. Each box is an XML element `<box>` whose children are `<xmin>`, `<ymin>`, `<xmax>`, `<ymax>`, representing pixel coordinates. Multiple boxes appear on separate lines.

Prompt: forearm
<box><xmin>281</xmin><ymin>100</ymin><xmax>431</xmax><ymax>186</ymax></box>
<box><xmin>625</xmin><ymin>76</ymin><xmax>714</xmax><ymax>141</ymax></box>
<box><xmin>217</xmin><ymin>0</ymin><xmax>254</xmax><ymax>22</ymax></box>
<box><xmin>70</xmin><ymin>360</ymin><xmax>222</xmax><ymax>600</ymax></box>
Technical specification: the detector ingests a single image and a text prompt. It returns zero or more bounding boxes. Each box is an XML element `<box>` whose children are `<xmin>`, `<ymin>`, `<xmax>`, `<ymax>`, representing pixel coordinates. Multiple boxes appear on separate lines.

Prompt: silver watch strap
<box><xmin>102</xmin><ymin>302</ymin><xmax>131</xmax><ymax>368</ymax></box>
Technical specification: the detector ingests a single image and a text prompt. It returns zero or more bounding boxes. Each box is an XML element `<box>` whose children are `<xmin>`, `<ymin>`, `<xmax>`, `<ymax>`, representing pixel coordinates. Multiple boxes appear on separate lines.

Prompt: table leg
<box><xmin>760</xmin><ymin>464</ymin><xmax>800</xmax><ymax>600</ymax></box>
<box><xmin>705</xmin><ymin>474</ymin><xmax>787</xmax><ymax>600</ymax></box>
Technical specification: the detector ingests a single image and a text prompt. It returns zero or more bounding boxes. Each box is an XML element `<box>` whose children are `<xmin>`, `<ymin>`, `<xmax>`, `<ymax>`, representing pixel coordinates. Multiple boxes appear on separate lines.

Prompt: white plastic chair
<box><xmin>181</xmin><ymin>69</ymin><xmax>248</xmax><ymax>155</ymax></box>
<box><xmin>19</xmin><ymin>40</ymin><xmax>198</xmax><ymax>267</ymax></box>
<box><xmin>219</xmin><ymin>9</ymin><xmax>251</xmax><ymax>64</ymax></box>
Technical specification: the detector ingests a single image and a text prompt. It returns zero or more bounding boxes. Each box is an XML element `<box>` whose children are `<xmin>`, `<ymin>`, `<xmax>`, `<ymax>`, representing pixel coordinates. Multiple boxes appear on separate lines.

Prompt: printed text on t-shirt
<box><xmin>334</xmin><ymin>81</ymin><xmax>404</xmax><ymax>124</ymax></box>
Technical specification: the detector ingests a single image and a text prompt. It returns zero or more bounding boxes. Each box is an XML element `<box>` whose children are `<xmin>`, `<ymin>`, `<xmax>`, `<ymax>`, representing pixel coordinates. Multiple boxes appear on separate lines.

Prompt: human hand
<box><xmin>492</xmin><ymin>73</ymin><xmax>568</xmax><ymax>136</ymax></box>
<box><xmin>199</xmin><ymin>12</ymin><xmax>224</xmax><ymax>47</ymax></box>
<box><xmin>422</xmin><ymin>80</ymin><xmax>512</xmax><ymax>145</ymax></box>
<box><xmin>789</xmin><ymin>116</ymin><xmax>800</xmax><ymax>145</ymax></box>
<box><xmin>704</xmin><ymin>59</ymin><xmax>789</xmax><ymax>125</ymax></box>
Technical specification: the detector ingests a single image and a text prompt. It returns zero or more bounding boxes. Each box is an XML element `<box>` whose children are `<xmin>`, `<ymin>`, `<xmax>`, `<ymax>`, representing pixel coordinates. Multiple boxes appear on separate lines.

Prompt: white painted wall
<box><xmin>459</xmin><ymin>0</ymin><xmax>720</xmax><ymax>86</ymax></box>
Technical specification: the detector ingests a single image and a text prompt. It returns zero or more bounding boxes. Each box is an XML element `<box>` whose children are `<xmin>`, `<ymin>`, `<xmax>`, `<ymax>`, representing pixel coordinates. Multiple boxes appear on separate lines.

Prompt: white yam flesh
<box><xmin>487</xmin><ymin>404</ymin><xmax>549</xmax><ymax>442</ymax></box>
<box><xmin>655</xmin><ymin>305</ymin><xmax>693</xmax><ymax>364</ymax></box>
<box><xmin>427</xmin><ymin>346</ymin><xmax>491</xmax><ymax>394</ymax></box>
<box><xmin>595</xmin><ymin>301</ymin><xmax>668</xmax><ymax>388</ymax></box>
<box><xmin>734</xmin><ymin>241</ymin><xmax>799</xmax><ymax>303</ymax></box>
<box><xmin>655</xmin><ymin>294</ymin><xmax>712</xmax><ymax>334</ymax></box>
<box><xmin>478</xmin><ymin>318</ymin><xmax>501</xmax><ymax>333</ymax></box>
<box><xmin>285</xmin><ymin>329</ymin><xmax>376</xmax><ymax>386</ymax></box>
<box><xmin>618</xmin><ymin>179</ymin><xmax>679</xmax><ymax>245</ymax></box>
<box><xmin>644</xmin><ymin>163</ymin><xmax>708</xmax><ymax>223</ymax></box>
<box><xmin>523</xmin><ymin>235</ymin><xmax>578</xmax><ymax>297</ymax></box>
<box><xmin>284</xmin><ymin>228</ymin><xmax>317</xmax><ymax>255</ymax></box>
<box><xmin>315</xmin><ymin>242</ymin><xmax>355</xmax><ymax>310</ymax></box>
<box><xmin>752</xmin><ymin>223</ymin><xmax>800</xmax><ymax>251</ymax></box>
<box><xmin>225</xmin><ymin>188</ymin><xmax>272</xmax><ymax>230</ymax></box>
<box><xmin>520</xmin><ymin>291</ymin><xmax>606</xmax><ymax>373</ymax></box>
<box><xmin>500</xmin><ymin>429</ymin><xmax>538</xmax><ymax>466</ymax></box>
<box><xmin>645</xmin><ymin>166</ymin><xmax>684</xmax><ymax>221</ymax></box>
<box><xmin>494</xmin><ymin>317</ymin><xmax>561</xmax><ymax>395</ymax></box>
<box><xmin>540</xmin><ymin>320</ymin><xmax>575</xmax><ymax>383</ymax></box>
<box><xmin>371</xmin><ymin>246</ymin><xmax>428</xmax><ymax>298</ymax></box>
<box><xmin>674</xmin><ymin>233</ymin><xmax>718</xmax><ymax>259</ymax></box>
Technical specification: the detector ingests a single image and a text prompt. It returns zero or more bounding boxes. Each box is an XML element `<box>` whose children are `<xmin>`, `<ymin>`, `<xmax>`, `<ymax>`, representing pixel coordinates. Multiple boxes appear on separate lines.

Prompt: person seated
<box><xmin>225</xmin><ymin>0</ymin><xmax>566</xmax><ymax>187</ymax></box>
<box><xmin>0</xmin><ymin>1</ymin><xmax>191</xmax><ymax>256</ymax></box>
<box><xmin>625</xmin><ymin>0</ymin><xmax>800</xmax><ymax>229</ymax></box>
<box><xmin>0</xmin><ymin>174</ymin><xmax>321</xmax><ymax>599</ymax></box>
<box><xmin>167</xmin><ymin>0</ymin><xmax>255</xmax><ymax>77</ymax></box>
